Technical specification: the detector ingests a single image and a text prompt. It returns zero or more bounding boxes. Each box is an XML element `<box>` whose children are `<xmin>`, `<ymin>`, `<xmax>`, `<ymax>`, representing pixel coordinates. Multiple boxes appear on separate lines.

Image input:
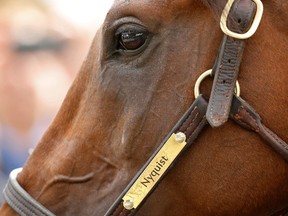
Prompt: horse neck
<box><xmin>242</xmin><ymin>1</ymin><xmax>288</xmax><ymax>116</ymax></box>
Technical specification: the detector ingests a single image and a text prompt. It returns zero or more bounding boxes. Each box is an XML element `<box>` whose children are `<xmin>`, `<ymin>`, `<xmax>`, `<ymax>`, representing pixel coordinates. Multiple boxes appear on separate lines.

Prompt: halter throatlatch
<box><xmin>3</xmin><ymin>0</ymin><xmax>288</xmax><ymax>216</ymax></box>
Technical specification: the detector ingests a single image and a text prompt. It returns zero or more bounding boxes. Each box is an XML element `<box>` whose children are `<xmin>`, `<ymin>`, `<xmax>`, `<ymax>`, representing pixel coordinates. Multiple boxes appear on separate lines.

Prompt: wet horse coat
<box><xmin>1</xmin><ymin>0</ymin><xmax>288</xmax><ymax>215</ymax></box>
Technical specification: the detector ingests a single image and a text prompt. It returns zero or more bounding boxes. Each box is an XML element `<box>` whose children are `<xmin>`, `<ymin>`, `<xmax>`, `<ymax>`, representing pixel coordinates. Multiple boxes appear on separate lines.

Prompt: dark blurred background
<box><xmin>0</xmin><ymin>0</ymin><xmax>113</xmax><ymax>203</ymax></box>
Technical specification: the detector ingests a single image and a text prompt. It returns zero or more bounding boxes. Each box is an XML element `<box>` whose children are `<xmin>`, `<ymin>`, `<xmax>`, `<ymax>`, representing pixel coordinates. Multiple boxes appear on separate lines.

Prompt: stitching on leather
<box><xmin>262</xmin><ymin>125</ymin><xmax>288</xmax><ymax>151</ymax></box>
<box><xmin>240</xmin><ymin>106</ymin><xmax>260</xmax><ymax>132</ymax></box>
<box><xmin>234</xmin><ymin>106</ymin><xmax>260</xmax><ymax>132</ymax></box>
<box><xmin>111</xmin><ymin>203</ymin><xmax>125</xmax><ymax>216</ymax></box>
<box><xmin>183</xmin><ymin>111</ymin><xmax>199</xmax><ymax>136</ymax></box>
<box><xmin>187</xmin><ymin>116</ymin><xmax>206</xmax><ymax>142</ymax></box>
<box><xmin>128</xmin><ymin>210</ymin><xmax>134</xmax><ymax>216</ymax></box>
<box><xmin>234</xmin><ymin>105</ymin><xmax>288</xmax><ymax>153</ymax></box>
<box><xmin>234</xmin><ymin>114</ymin><xmax>256</xmax><ymax>131</ymax></box>
<box><xmin>178</xmin><ymin>106</ymin><xmax>198</xmax><ymax>132</ymax></box>
<box><xmin>119</xmin><ymin>207</ymin><xmax>128</xmax><ymax>216</ymax></box>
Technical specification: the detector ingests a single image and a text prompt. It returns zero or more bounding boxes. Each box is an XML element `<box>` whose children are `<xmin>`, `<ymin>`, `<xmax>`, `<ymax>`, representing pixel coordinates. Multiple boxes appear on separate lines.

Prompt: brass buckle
<box><xmin>220</xmin><ymin>0</ymin><xmax>264</xmax><ymax>39</ymax></box>
<box><xmin>194</xmin><ymin>69</ymin><xmax>240</xmax><ymax>98</ymax></box>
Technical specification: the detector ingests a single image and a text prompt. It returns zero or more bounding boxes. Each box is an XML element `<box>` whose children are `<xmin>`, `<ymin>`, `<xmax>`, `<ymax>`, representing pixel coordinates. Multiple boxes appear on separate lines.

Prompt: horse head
<box><xmin>1</xmin><ymin>0</ymin><xmax>288</xmax><ymax>215</ymax></box>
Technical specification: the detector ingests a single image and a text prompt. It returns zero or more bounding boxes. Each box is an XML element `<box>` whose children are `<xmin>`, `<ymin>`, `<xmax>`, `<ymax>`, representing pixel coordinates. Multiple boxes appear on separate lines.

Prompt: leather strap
<box><xmin>107</xmin><ymin>95</ymin><xmax>288</xmax><ymax>216</ymax></box>
<box><xmin>5</xmin><ymin>96</ymin><xmax>287</xmax><ymax>216</ymax></box>
<box><xmin>271</xmin><ymin>207</ymin><xmax>288</xmax><ymax>216</ymax></box>
<box><xmin>206</xmin><ymin>0</ymin><xmax>257</xmax><ymax>127</ymax></box>
<box><xmin>230</xmin><ymin>96</ymin><xmax>288</xmax><ymax>162</ymax></box>
<box><xmin>3</xmin><ymin>168</ymin><xmax>56</xmax><ymax>216</ymax></box>
<box><xmin>105</xmin><ymin>95</ymin><xmax>208</xmax><ymax>216</ymax></box>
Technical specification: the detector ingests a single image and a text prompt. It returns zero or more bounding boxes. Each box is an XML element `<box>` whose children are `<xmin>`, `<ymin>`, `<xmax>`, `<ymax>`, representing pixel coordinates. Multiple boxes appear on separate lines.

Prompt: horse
<box><xmin>1</xmin><ymin>0</ymin><xmax>288</xmax><ymax>215</ymax></box>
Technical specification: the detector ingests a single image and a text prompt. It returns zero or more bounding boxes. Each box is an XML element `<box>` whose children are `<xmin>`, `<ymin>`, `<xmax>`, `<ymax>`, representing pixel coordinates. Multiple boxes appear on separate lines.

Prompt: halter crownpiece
<box><xmin>206</xmin><ymin>0</ymin><xmax>263</xmax><ymax>128</ymax></box>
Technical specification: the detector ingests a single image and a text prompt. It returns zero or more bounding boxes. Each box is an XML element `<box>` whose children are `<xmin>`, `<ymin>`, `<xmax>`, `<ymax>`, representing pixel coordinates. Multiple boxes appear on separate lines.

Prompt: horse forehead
<box><xmin>113</xmin><ymin>0</ymin><xmax>224</xmax><ymax>7</ymax></box>
<box><xmin>109</xmin><ymin>0</ymin><xmax>225</xmax><ymax>21</ymax></box>
<box><xmin>112</xmin><ymin>0</ymin><xmax>204</xmax><ymax>14</ymax></box>
<box><xmin>114</xmin><ymin>0</ymin><xmax>197</xmax><ymax>6</ymax></box>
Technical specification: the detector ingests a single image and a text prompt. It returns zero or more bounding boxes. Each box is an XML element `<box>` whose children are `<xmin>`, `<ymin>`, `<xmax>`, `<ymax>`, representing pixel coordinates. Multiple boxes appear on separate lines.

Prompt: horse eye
<box><xmin>117</xmin><ymin>30</ymin><xmax>147</xmax><ymax>51</ymax></box>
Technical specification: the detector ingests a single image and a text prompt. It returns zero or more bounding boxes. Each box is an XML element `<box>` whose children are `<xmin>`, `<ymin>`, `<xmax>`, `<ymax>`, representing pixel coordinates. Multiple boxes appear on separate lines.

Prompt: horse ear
<box><xmin>202</xmin><ymin>0</ymin><xmax>227</xmax><ymax>17</ymax></box>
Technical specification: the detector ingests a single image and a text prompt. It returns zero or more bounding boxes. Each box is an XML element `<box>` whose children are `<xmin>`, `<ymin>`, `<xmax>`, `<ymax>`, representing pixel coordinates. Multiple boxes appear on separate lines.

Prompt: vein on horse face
<box><xmin>36</xmin><ymin>172</ymin><xmax>95</xmax><ymax>200</ymax></box>
<box><xmin>50</xmin><ymin>173</ymin><xmax>95</xmax><ymax>185</ymax></box>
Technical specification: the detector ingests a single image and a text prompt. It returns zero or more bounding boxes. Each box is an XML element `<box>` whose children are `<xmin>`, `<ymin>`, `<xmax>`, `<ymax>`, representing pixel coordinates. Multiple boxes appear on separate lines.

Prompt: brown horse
<box><xmin>1</xmin><ymin>0</ymin><xmax>288</xmax><ymax>215</ymax></box>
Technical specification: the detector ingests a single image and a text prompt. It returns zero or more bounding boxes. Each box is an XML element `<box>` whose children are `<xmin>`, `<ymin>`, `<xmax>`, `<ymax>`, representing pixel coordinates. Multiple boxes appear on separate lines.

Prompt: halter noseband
<box><xmin>4</xmin><ymin>168</ymin><xmax>55</xmax><ymax>216</ymax></box>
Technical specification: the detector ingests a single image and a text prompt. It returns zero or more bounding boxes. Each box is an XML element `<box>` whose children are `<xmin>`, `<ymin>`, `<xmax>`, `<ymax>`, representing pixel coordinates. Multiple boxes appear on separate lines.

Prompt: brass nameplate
<box><xmin>122</xmin><ymin>133</ymin><xmax>187</xmax><ymax>209</ymax></box>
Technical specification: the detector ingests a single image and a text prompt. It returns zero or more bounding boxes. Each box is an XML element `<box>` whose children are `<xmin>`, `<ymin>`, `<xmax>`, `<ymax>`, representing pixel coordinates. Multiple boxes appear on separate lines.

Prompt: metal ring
<box><xmin>194</xmin><ymin>69</ymin><xmax>241</xmax><ymax>98</ymax></box>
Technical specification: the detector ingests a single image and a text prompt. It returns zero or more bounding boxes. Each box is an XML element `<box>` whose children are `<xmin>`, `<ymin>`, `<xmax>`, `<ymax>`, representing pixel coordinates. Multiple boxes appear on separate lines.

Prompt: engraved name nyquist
<box><xmin>140</xmin><ymin>156</ymin><xmax>168</xmax><ymax>188</ymax></box>
<box><xmin>123</xmin><ymin>134</ymin><xmax>186</xmax><ymax>208</ymax></box>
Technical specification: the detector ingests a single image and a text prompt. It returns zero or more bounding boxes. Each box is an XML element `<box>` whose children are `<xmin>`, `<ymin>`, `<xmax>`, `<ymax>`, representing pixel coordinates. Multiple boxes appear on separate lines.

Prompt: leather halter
<box><xmin>4</xmin><ymin>168</ymin><xmax>55</xmax><ymax>216</ymax></box>
<box><xmin>207</xmin><ymin>0</ymin><xmax>257</xmax><ymax>127</ymax></box>
<box><xmin>3</xmin><ymin>0</ymin><xmax>288</xmax><ymax>215</ymax></box>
